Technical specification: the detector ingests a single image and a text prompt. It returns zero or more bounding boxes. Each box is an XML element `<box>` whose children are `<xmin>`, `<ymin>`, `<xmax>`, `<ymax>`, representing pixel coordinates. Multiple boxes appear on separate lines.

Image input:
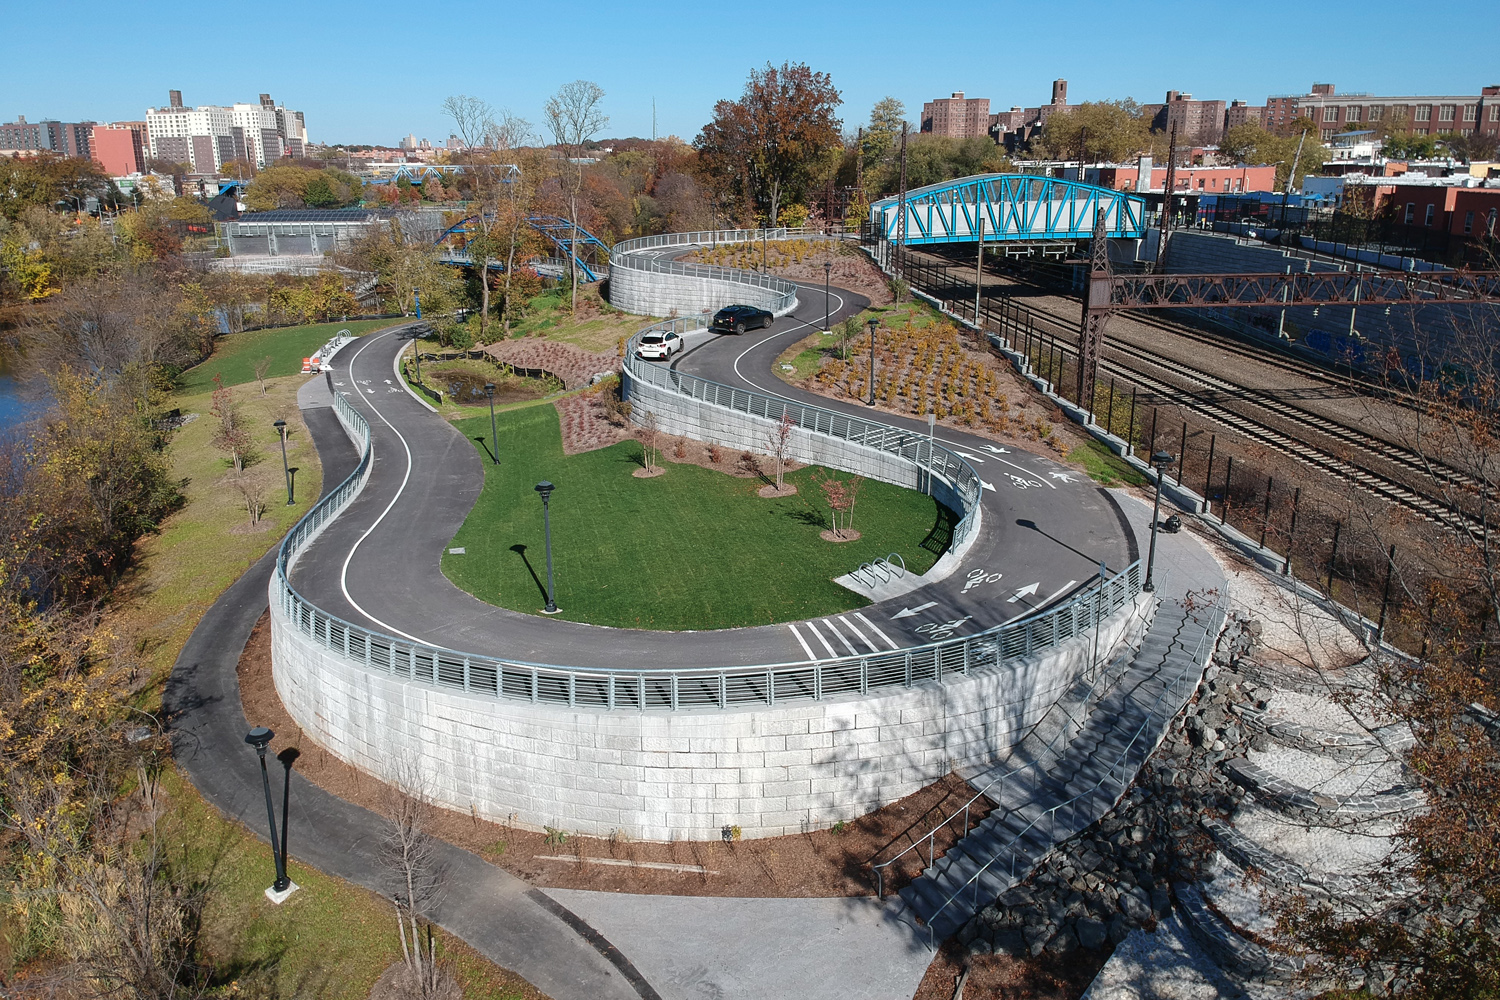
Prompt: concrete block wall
<box><xmin>271</xmin><ymin>587</ymin><xmax>1152</xmax><ymax>841</ymax></box>
<box><xmin>608</xmin><ymin>259</ymin><xmax>796</xmax><ymax>318</ymax></box>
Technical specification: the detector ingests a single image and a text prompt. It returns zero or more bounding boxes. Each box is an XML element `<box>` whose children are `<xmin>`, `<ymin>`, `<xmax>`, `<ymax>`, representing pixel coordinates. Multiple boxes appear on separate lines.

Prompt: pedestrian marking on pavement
<box><xmin>837</xmin><ymin>615</ymin><xmax>880</xmax><ymax>653</ymax></box>
<box><xmin>1049</xmin><ymin>471</ymin><xmax>1077</xmax><ymax>483</ymax></box>
<box><xmin>855</xmin><ymin>612</ymin><xmax>901</xmax><ymax>650</ymax></box>
<box><xmin>803</xmin><ymin>619</ymin><xmax>839</xmax><ymax>659</ymax></box>
<box><xmin>1007</xmin><ymin>582</ymin><xmax>1041</xmax><ymax>603</ymax></box>
<box><xmin>822</xmin><ymin>618</ymin><xmax>859</xmax><ymax>656</ymax></box>
<box><xmin>981</xmin><ymin>445</ymin><xmax>1009</xmax><ymax>454</ymax></box>
<box><xmin>786</xmin><ymin>622</ymin><xmax>818</xmax><ymax>661</ymax></box>
<box><xmin>448</xmin><ymin>547</ymin><xmax>465</xmax><ymax>554</ymax></box>
<box><xmin>534</xmin><ymin>855</ymin><xmax>717</xmax><ymax>874</ymax></box>
<box><xmin>891</xmin><ymin>601</ymin><xmax>939</xmax><ymax>620</ymax></box>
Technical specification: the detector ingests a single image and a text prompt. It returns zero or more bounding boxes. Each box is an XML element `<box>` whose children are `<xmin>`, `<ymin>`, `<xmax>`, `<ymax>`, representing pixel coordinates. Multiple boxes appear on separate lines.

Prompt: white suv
<box><xmin>636</xmin><ymin>331</ymin><xmax>683</xmax><ymax>360</ymax></box>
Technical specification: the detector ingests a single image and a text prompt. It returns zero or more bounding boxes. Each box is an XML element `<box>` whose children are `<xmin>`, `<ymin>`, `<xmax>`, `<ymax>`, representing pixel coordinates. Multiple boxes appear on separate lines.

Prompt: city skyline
<box><xmin>4</xmin><ymin>0</ymin><xmax>1499</xmax><ymax>147</ymax></box>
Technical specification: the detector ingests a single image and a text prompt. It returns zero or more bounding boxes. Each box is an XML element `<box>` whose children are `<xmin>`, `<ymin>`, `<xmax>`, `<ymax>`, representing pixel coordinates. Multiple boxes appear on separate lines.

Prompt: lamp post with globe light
<box><xmin>1144</xmin><ymin>450</ymin><xmax>1174</xmax><ymax>592</ymax></box>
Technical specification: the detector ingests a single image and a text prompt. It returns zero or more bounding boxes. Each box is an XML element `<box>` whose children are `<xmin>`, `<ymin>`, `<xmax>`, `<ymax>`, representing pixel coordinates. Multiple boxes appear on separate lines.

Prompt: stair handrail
<box><xmin>917</xmin><ymin>596</ymin><xmax>1226</xmax><ymax>947</ymax></box>
<box><xmin>872</xmin><ymin>573</ymin><xmax>1147</xmax><ymax>896</ymax></box>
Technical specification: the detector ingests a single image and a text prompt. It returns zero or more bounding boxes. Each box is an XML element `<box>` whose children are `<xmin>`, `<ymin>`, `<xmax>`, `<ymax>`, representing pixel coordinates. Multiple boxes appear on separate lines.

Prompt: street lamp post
<box><xmin>1144</xmin><ymin>450</ymin><xmax>1174</xmax><ymax>593</ymax></box>
<box><xmin>534</xmin><ymin>481</ymin><xmax>559</xmax><ymax>613</ymax></box>
<box><xmin>823</xmin><ymin>260</ymin><xmax>832</xmax><ymax>332</ymax></box>
<box><xmin>866</xmin><ymin>317</ymin><xmax>878</xmax><ymax>406</ymax></box>
<box><xmin>485</xmin><ymin>383</ymin><xmax>498</xmax><ymax>465</ymax></box>
<box><xmin>244</xmin><ymin>727</ymin><xmax>296</xmax><ymax>900</ymax></box>
<box><xmin>273</xmin><ymin>419</ymin><xmax>293</xmax><ymax>504</ymax></box>
<box><xmin>412</xmin><ymin>288</ymin><xmax>423</xmax><ymax>383</ymax></box>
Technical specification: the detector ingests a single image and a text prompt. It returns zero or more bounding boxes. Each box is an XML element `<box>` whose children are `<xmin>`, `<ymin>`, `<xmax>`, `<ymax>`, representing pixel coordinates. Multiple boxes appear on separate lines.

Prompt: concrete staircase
<box><xmin>897</xmin><ymin>599</ymin><xmax>1225</xmax><ymax>942</ymax></box>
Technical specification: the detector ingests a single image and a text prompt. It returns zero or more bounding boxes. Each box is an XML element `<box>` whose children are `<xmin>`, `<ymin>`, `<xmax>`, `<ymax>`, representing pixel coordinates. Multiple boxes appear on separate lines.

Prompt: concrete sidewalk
<box><xmin>545</xmin><ymin>890</ymin><xmax>935</xmax><ymax>1000</ymax></box>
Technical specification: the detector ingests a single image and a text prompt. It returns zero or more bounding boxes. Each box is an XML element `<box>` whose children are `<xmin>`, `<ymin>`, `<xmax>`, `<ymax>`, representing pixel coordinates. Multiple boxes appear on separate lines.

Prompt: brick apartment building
<box><xmin>987</xmin><ymin>79</ymin><xmax>1070</xmax><ymax>150</ymax></box>
<box><xmin>0</xmin><ymin>116</ymin><xmax>94</xmax><ymax>158</ymax></box>
<box><xmin>92</xmin><ymin>125</ymin><xmax>146</xmax><ymax>174</ymax></box>
<box><xmin>920</xmin><ymin>92</ymin><xmax>992</xmax><ymax>138</ymax></box>
<box><xmin>1262</xmin><ymin>83</ymin><xmax>1500</xmax><ymax>139</ymax></box>
<box><xmin>1088</xmin><ymin>161</ymin><xmax>1277</xmax><ymax>194</ymax></box>
<box><xmin>1140</xmin><ymin>91</ymin><xmax>1227</xmax><ymax>142</ymax></box>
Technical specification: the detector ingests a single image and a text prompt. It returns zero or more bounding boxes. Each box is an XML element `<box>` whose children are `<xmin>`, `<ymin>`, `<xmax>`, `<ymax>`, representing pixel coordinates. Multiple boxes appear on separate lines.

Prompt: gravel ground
<box><xmin>1230</xmin><ymin>801</ymin><xmax>1396</xmax><ymax>875</ymax></box>
<box><xmin>1079</xmin><ymin>911</ymin><xmax>1254</xmax><ymax>1000</ymax></box>
<box><xmin>1201</xmin><ymin>852</ymin><xmax>1278</xmax><ymax>937</ymax></box>
<box><xmin>1216</xmin><ymin>551</ymin><xmax>1369</xmax><ymax>672</ymax></box>
<box><xmin>1247</xmin><ymin>743</ymin><xmax>1407</xmax><ymax>798</ymax></box>
<box><xmin>1262</xmin><ymin>686</ymin><xmax>1388</xmax><ymax>733</ymax></box>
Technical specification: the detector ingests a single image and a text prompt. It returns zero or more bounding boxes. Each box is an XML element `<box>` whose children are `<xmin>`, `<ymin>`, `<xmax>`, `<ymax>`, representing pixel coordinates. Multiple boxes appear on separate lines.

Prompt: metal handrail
<box><xmin>871</xmin><ymin>585</ymin><xmax>1148</xmax><ymax>896</ymax></box>
<box><xmin>273</xmin><ymin>392</ymin><xmax>1144</xmax><ymax>712</ymax></box>
<box><xmin>610</xmin><ymin>228</ymin><xmax>849</xmax><ymax>313</ymax></box>
<box><xmin>917</xmin><ymin>598</ymin><xmax>1225</xmax><ymax>945</ymax></box>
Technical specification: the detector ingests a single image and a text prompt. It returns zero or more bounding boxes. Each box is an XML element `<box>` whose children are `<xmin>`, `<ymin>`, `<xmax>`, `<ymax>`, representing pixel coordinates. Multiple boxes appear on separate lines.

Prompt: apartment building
<box><xmin>145</xmin><ymin>90</ymin><xmax>309</xmax><ymax>171</ymax></box>
<box><xmin>0</xmin><ymin>116</ymin><xmax>95</xmax><ymax>158</ymax></box>
<box><xmin>1264</xmin><ymin>83</ymin><xmax>1500</xmax><ymax>140</ymax></box>
<box><xmin>920</xmin><ymin>92</ymin><xmax>992</xmax><ymax>139</ymax></box>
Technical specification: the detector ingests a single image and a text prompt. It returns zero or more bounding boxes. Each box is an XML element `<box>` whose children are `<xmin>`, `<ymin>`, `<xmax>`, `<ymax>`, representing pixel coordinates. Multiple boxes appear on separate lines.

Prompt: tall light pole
<box><xmin>534</xmin><ymin>481</ymin><xmax>559</xmax><ymax>613</ymax></box>
<box><xmin>823</xmin><ymin>260</ymin><xmax>832</xmax><ymax>332</ymax></box>
<box><xmin>1144</xmin><ymin>450</ymin><xmax>1174</xmax><ymax>593</ymax></box>
<box><xmin>245</xmin><ymin>727</ymin><xmax>295</xmax><ymax>900</ymax></box>
<box><xmin>866</xmin><ymin>317</ymin><xmax>878</xmax><ymax>407</ymax></box>
<box><xmin>412</xmin><ymin>287</ymin><xmax>423</xmax><ymax>383</ymax></box>
<box><xmin>484</xmin><ymin>383</ymin><xmax>498</xmax><ymax>465</ymax></box>
<box><xmin>273</xmin><ymin>419</ymin><xmax>293</xmax><ymax>504</ymax></box>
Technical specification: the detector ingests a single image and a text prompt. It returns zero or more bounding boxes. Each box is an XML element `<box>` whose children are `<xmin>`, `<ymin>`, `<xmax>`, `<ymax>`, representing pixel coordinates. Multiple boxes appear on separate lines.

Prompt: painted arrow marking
<box><xmin>953</xmin><ymin>450</ymin><xmax>984</xmax><ymax>463</ymax></box>
<box><xmin>1007</xmin><ymin>582</ymin><xmax>1040</xmax><ymax>603</ymax></box>
<box><xmin>1049</xmin><ymin>471</ymin><xmax>1077</xmax><ymax>483</ymax></box>
<box><xmin>979</xmin><ymin>480</ymin><xmax>997</xmax><ymax>492</ymax></box>
<box><xmin>982</xmin><ymin>445</ymin><xmax>1010</xmax><ymax>454</ymax></box>
<box><xmin>892</xmin><ymin>601</ymin><xmax>939</xmax><ymax>620</ymax></box>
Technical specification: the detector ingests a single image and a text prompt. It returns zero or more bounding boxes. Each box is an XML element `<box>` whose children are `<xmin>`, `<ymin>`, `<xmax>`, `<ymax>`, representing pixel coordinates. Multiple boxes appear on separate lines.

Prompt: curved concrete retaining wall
<box><xmin>608</xmin><ymin>229</ymin><xmax>817</xmax><ymax>317</ymax></box>
<box><xmin>272</xmin><ymin>591</ymin><xmax>1150</xmax><ymax>841</ymax></box>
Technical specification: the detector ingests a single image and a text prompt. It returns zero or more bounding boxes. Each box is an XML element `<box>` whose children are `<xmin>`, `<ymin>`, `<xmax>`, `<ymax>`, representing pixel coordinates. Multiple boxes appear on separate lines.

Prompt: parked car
<box><xmin>635</xmin><ymin>330</ymin><xmax>684</xmax><ymax>360</ymax></box>
<box><xmin>710</xmin><ymin>304</ymin><xmax>774</xmax><ymax>334</ymax></box>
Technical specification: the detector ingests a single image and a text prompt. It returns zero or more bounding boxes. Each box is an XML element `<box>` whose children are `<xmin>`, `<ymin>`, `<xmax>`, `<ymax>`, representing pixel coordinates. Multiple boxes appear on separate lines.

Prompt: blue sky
<box><xmin>6</xmin><ymin>0</ymin><xmax>1498</xmax><ymax>146</ymax></box>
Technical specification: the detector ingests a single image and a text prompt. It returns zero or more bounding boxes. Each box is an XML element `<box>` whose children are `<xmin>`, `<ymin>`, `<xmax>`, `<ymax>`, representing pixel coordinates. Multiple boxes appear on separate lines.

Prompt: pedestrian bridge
<box><xmin>869</xmin><ymin>174</ymin><xmax>1147</xmax><ymax>246</ymax></box>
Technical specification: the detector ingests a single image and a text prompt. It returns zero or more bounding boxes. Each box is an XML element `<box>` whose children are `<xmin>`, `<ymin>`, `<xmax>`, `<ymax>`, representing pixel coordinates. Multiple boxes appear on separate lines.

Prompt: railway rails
<box><xmin>897</xmin><ymin>250</ymin><xmax>1487</xmax><ymax>540</ymax></box>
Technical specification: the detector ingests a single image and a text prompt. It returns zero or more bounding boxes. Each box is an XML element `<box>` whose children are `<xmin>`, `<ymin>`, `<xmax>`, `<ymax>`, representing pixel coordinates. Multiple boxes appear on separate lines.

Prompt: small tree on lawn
<box><xmin>843</xmin><ymin>475</ymin><xmax>864</xmax><ymax>534</ymax></box>
<box><xmin>767</xmin><ymin>411</ymin><xmax>795</xmax><ymax>491</ymax></box>
<box><xmin>210</xmin><ymin>374</ymin><xmax>253</xmax><ymax>472</ymax></box>
<box><xmin>227</xmin><ymin>471</ymin><xmax>268</xmax><ymax>527</ymax></box>
<box><xmin>381</xmin><ymin>759</ymin><xmax>449</xmax><ymax>998</ymax></box>
<box><xmin>252</xmin><ymin>355</ymin><xmax>273</xmax><ymax>394</ymax></box>
<box><xmin>639</xmin><ymin>411</ymin><xmax>660</xmax><ymax>474</ymax></box>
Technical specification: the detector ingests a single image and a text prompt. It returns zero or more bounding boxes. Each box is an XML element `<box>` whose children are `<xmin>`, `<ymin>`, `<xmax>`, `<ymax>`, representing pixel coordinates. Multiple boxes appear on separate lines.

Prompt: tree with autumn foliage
<box><xmin>695</xmin><ymin>62</ymin><xmax>843</xmax><ymax>226</ymax></box>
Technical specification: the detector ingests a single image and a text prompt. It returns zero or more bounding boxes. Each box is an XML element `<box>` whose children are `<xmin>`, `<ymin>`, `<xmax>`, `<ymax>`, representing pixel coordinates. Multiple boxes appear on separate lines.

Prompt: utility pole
<box><xmin>896</xmin><ymin>123</ymin><xmax>908</xmax><ymax>280</ymax></box>
<box><xmin>1278</xmin><ymin>128</ymin><xmax>1307</xmax><ymax>226</ymax></box>
<box><xmin>1157</xmin><ymin>122</ymin><xmax>1178</xmax><ymax>270</ymax></box>
<box><xmin>1077</xmin><ymin>208</ymin><xmax>1111</xmax><ymax>420</ymax></box>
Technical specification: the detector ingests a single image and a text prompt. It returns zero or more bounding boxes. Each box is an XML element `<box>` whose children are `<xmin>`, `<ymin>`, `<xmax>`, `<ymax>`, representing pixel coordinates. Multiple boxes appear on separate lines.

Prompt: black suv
<box><xmin>710</xmin><ymin>304</ymin><xmax>774</xmax><ymax>334</ymax></box>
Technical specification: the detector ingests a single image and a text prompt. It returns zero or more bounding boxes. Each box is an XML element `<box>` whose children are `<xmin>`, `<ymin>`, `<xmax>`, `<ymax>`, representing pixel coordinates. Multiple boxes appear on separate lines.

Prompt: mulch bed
<box><xmin>912</xmin><ymin>940</ymin><xmax>1111</xmax><ymax>1000</ymax></box>
<box><xmin>238</xmin><ymin>611</ymin><xmax>993</xmax><ymax>898</ymax></box>
<box><xmin>482</xmin><ymin>340</ymin><xmax>618</xmax><ymax>390</ymax></box>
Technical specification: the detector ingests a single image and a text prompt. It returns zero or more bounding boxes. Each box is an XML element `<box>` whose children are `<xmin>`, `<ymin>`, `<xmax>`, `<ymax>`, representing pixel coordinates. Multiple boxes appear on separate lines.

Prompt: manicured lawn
<box><xmin>441</xmin><ymin>405</ymin><xmax>953</xmax><ymax>630</ymax></box>
<box><xmin>180</xmin><ymin>319</ymin><xmax>404</xmax><ymax>392</ymax></box>
<box><xmin>1068</xmin><ymin>439</ymin><xmax>1146</xmax><ymax>487</ymax></box>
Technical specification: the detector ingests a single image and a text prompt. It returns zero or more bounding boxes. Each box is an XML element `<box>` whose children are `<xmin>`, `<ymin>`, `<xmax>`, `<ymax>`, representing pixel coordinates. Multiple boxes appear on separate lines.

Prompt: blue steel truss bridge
<box><xmin>436</xmin><ymin>214</ymin><xmax>610</xmax><ymax>281</ymax></box>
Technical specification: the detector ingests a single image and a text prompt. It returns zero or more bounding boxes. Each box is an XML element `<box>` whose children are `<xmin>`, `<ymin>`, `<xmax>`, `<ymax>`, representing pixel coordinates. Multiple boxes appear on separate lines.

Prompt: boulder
<box><xmin>1076</xmin><ymin>916</ymin><xmax>1108</xmax><ymax>949</ymax></box>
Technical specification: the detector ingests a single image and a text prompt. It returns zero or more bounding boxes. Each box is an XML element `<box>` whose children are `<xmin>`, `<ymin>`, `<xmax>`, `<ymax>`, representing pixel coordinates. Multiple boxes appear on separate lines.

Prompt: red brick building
<box><xmin>920</xmin><ymin>92</ymin><xmax>992</xmax><ymax>139</ymax></box>
<box><xmin>92</xmin><ymin>125</ymin><xmax>145</xmax><ymax>175</ymax></box>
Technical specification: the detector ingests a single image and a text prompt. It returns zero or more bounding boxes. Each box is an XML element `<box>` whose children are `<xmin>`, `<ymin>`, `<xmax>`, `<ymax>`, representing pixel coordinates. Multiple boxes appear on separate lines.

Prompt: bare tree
<box><xmin>544</xmin><ymin>81</ymin><xmax>608</xmax><ymax>316</ymax></box>
<box><xmin>252</xmin><ymin>355</ymin><xmax>273</xmax><ymax>394</ymax></box>
<box><xmin>767</xmin><ymin>411</ymin><xmax>795</xmax><ymax>492</ymax></box>
<box><xmin>227</xmin><ymin>471</ymin><xmax>268</xmax><ymax>527</ymax></box>
<box><xmin>380</xmin><ymin>759</ymin><xmax>448</xmax><ymax>998</ymax></box>
<box><xmin>638</xmin><ymin>411</ymin><xmax>660</xmax><ymax>474</ymax></box>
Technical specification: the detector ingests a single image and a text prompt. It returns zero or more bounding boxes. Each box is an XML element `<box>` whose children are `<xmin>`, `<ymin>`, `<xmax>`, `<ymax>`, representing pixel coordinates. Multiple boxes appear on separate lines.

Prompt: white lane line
<box><xmin>822</xmin><ymin>618</ymin><xmax>859</xmax><ymax>656</ymax></box>
<box><xmin>1043</xmin><ymin>579</ymin><xmax>1080</xmax><ymax>605</ymax></box>
<box><xmin>786</xmin><ymin>622</ymin><xmax>818</xmax><ymax>662</ymax></box>
<box><xmin>803</xmin><ymin>619</ymin><xmax>839</xmax><ymax>659</ymax></box>
<box><xmin>855</xmin><ymin>612</ymin><xmax>901</xmax><ymax>651</ymax></box>
<box><xmin>837</xmin><ymin>615</ymin><xmax>880</xmax><ymax>653</ymax></box>
<box><xmin>336</xmin><ymin>332</ymin><xmax>426</xmax><ymax>644</ymax></box>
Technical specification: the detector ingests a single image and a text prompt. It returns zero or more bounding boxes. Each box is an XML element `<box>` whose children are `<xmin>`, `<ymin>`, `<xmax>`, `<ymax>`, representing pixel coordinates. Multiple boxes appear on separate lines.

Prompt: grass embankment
<box><xmin>442</xmin><ymin>405</ymin><xmax>953</xmax><ymax>630</ymax></box>
<box><xmin>107</xmin><ymin>321</ymin><xmax>541</xmax><ymax>999</ymax></box>
<box><xmin>179</xmin><ymin>318</ymin><xmax>403</xmax><ymax>393</ymax></box>
<box><xmin>509</xmin><ymin>286</ymin><xmax>657</xmax><ymax>353</ymax></box>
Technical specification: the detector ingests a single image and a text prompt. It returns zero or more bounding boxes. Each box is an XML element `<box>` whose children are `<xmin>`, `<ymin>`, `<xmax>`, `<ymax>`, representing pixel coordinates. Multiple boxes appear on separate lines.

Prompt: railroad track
<box><xmin>896</xmin><ymin>254</ymin><xmax>1486</xmax><ymax>539</ymax></box>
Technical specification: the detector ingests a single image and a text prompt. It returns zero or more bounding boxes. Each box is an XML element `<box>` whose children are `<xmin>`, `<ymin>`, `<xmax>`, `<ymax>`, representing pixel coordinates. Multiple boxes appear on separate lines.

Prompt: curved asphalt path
<box><xmin>290</xmin><ymin>281</ymin><xmax>1134</xmax><ymax>668</ymax></box>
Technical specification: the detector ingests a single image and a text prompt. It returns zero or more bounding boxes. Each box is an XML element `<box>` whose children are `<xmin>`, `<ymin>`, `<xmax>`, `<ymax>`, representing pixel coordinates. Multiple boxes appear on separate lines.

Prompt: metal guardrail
<box><xmin>611</xmin><ymin>228</ymin><xmax>848</xmax><ymax>313</ymax></box>
<box><xmin>274</xmin><ymin>392</ymin><xmax>1143</xmax><ymax>712</ymax></box>
<box><xmin>623</xmin><ymin>320</ymin><xmax>984</xmax><ymax>550</ymax></box>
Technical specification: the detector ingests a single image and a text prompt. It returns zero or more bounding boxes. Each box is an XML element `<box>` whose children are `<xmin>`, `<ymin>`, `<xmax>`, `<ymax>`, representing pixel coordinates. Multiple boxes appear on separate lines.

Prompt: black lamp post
<box><xmin>534</xmin><ymin>481</ymin><xmax>559</xmax><ymax>613</ymax></box>
<box><xmin>866</xmin><ymin>317</ymin><xmax>879</xmax><ymax>406</ymax></box>
<box><xmin>823</xmin><ymin>260</ymin><xmax>833</xmax><ymax>332</ymax></box>
<box><xmin>412</xmin><ymin>288</ymin><xmax>423</xmax><ymax>383</ymax></box>
<box><xmin>245</xmin><ymin>727</ymin><xmax>292</xmax><ymax>896</ymax></box>
<box><xmin>1144</xmin><ymin>450</ymin><xmax>1174</xmax><ymax>593</ymax></box>
<box><xmin>273</xmin><ymin>419</ymin><xmax>293</xmax><ymax>504</ymax></box>
<box><xmin>485</xmin><ymin>383</ymin><xmax>498</xmax><ymax>465</ymax></box>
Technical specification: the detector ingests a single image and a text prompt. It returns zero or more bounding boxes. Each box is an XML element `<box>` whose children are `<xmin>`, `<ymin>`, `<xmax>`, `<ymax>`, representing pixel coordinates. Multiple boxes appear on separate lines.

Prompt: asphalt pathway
<box><xmin>165</xmin><ymin>369</ymin><xmax>653</xmax><ymax>1000</ymax></box>
<box><xmin>288</xmin><ymin>283</ymin><xmax>1133</xmax><ymax>669</ymax></box>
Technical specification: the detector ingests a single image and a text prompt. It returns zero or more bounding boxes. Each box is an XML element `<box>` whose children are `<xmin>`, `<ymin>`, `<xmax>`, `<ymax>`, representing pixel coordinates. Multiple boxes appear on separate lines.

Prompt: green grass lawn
<box><xmin>1067</xmin><ymin>439</ymin><xmax>1147</xmax><ymax>487</ymax></box>
<box><xmin>441</xmin><ymin>405</ymin><xmax>953</xmax><ymax>630</ymax></box>
<box><xmin>180</xmin><ymin>319</ymin><xmax>404</xmax><ymax>392</ymax></box>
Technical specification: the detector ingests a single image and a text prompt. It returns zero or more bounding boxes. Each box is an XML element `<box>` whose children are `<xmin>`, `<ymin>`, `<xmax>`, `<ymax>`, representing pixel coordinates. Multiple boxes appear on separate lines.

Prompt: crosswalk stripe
<box><xmin>822</xmin><ymin>618</ymin><xmax>859</xmax><ymax>656</ymax></box>
<box><xmin>854</xmin><ymin>612</ymin><xmax>901</xmax><ymax>651</ymax></box>
<box><xmin>785</xmin><ymin>622</ymin><xmax>818</xmax><ymax>661</ymax></box>
<box><xmin>837</xmin><ymin>615</ymin><xmax>881</xmax><ymax>653</ymax></box>
<box><xmin>802</xmin><ymin>620</ymin><xmax>839</xmax><ymax>659</ymax></box>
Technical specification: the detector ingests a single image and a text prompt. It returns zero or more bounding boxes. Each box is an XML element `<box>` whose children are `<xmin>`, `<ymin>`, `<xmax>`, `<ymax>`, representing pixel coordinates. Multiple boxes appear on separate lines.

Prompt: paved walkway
<box><xmin>544</xmin><ymin>890</ymin><xmax>934</xmax><ymax>1000</ymax></box>
<box><xmin>165</xmin><ymin>372</ymin><xmax>650</xmax><ymax>1000</ymax></box>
